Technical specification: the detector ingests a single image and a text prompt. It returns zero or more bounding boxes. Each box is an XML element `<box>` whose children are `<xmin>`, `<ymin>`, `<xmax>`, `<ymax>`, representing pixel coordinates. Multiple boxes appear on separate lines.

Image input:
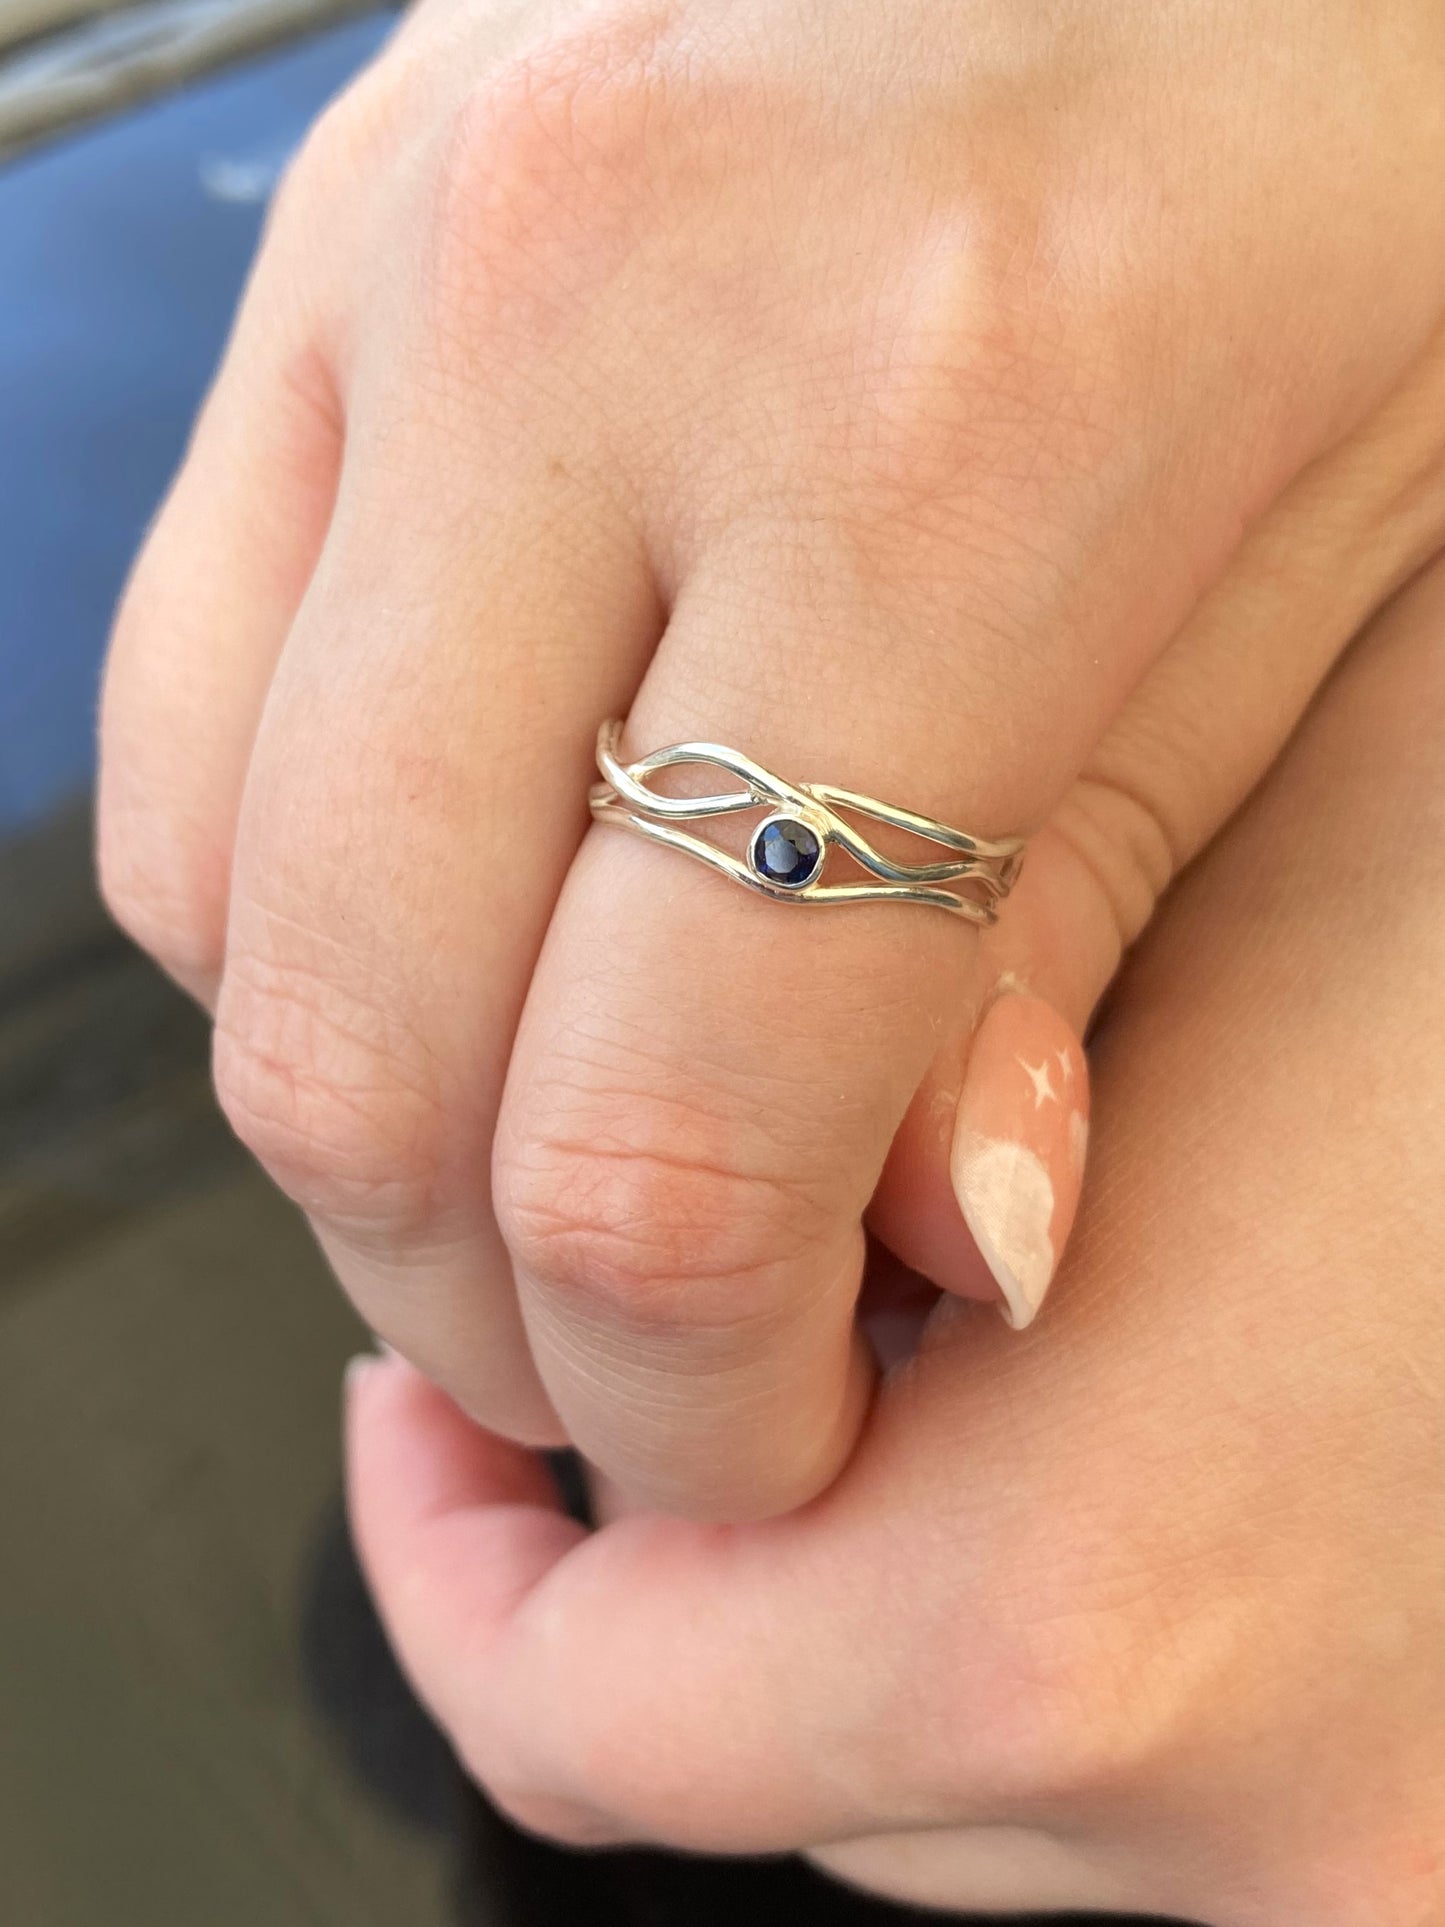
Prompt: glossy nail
<box><xmin>949</xmin><ymin>994</ymin><xmax>1090</xmax><ymax>1329</ymax></box>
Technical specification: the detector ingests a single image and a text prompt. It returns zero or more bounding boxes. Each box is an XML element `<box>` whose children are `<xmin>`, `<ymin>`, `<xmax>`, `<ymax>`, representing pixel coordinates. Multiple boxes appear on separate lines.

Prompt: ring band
<box><xmin>588</xmin><ymin>721</ymin><xmax>1026</xmax><ymax>923</ymax></box>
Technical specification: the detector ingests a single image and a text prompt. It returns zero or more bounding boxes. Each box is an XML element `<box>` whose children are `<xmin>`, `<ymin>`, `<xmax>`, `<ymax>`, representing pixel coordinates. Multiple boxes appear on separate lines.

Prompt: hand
<box><xmin>346</xmin><ymin>543</ymin><xmax>1445</xmax><ymax>1922</ymax></box>
<box><xmin>100</xmin><ymin>0</ymin><xmax>1445</xmax><ymax>1516</ymax></box>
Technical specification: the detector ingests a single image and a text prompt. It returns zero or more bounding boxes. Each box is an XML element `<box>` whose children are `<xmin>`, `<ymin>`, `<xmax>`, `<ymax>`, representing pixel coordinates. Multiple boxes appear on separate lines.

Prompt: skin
<box><xmin>347</xmin><ymin>545</ymin><xmax>1445</xmax><ymax>1927</ymax></box>
<box><xmin>99</xmin><ymin>0</ymin><xmax>1445</xmax><ymax>1520</ymax></box>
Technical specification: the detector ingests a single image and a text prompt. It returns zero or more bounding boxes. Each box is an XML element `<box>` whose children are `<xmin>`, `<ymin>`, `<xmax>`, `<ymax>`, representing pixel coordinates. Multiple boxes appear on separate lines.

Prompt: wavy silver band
<box><xmin>588</xmin><ymin>721</ymin><xmax>1025</xmax><ymax>923</ymax></box>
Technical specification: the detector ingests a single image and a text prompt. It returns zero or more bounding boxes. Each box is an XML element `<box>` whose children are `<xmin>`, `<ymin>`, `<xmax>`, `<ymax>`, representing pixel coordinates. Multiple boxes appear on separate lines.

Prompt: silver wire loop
<box><xmin>588</xmin><ymin>721</ymin><xmax>1026</xmax><ymax>923</ymax></box>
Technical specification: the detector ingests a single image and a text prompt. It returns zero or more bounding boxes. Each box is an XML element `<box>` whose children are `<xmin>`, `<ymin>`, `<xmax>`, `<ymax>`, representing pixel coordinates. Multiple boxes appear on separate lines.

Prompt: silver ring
<box><xmin>588</xmin><ymin>721</ymin><xmax>1025</xmax><ymax>923</ymax></box>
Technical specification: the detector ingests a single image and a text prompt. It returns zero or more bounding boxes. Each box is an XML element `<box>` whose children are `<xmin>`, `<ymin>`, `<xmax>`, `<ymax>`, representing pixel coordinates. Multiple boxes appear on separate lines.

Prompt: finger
<box><xmin>212</xmin><ymin>367</ymin><xmax>661</xmax><ymax>1443</ymax></box>
<box><xmin>345</xmin><ymin>1349</ymin><xmax>950</xmax><ymax>1855</ymax></box>
<box><xmin>97</xmin><ymin>151</ymin><xmax>350</xmax><ymax>1006</ymax></box>
<box><xmin>346</xmin><ymin>1353</ymin><xmax>584</xmax><ymax>1632</ymax></box>
<box><xmin>875</xmin><ymin>323</ymin><xmax>1445</xmax><ymax>1317</ymax></box>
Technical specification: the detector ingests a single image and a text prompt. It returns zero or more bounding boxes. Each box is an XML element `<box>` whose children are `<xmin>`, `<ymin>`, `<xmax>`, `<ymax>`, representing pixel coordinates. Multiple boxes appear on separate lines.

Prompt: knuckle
<box><xmin>912</xmin><ymin>1631</ymin><xmax>1135</xmax><ymax>1817</ymax></box>
<box><xmin>212</xmin><ymin>942</ymin><xmax>445</xmax><ymax>1231</ymax></box>
<box><xmin>96</xmin><ymin>793</ymin><xmax>226</xmax><ymax>993</ymax></box>
<box><xmin>974</xmin><ymin>1608</ymin><xmax>1179</xmax><ymax>1805</ymax></box>
<box><xmin>815</xmin><ymin>205</ymin><xmax>1151</xmax><ymax>614</ymax></box>
<box><xmin>1046</xmin><ymin>769</ymin><xmax>1182</xmax><ymax>960</ymax></box>
<box><xmin>902</xmin><ymin>1499</ymin><xmax>1220</xmax><ymax>1814</ymax></box>
<box><xmin>496</xmin><ymin>1080</ymin><xmax>831</xmax><ymax>1325</ymax></box>
<box><xmin>278</xmin><ymin>62</ymin><xmax>403</xmax><ymax>219</ymax></box>
<box><xmin>97</xmin><ymin>622</ymin><xmax>227</xmax><ymax>993</ymax></box>
<box><xmin>424</xmin><ymin>19</ymin><xmax>683</xmax><ymax>348</ymax></box>
<box><xmin>260</xmin><ymin>55</ymin><xmax>418</xmax><ymax>283</ymax></box>
<box><xmin>989</xmin><ymin>1582</ymin><xmax>1233</xmax><ymax>1812</ymax></box>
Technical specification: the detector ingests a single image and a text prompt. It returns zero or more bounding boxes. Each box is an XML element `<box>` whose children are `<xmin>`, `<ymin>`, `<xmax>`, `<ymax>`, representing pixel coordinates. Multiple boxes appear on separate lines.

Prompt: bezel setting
<box><xmin>746</xmin><ymin>811</ymin><xmax>828</xmax><ymax>891</ymax></box>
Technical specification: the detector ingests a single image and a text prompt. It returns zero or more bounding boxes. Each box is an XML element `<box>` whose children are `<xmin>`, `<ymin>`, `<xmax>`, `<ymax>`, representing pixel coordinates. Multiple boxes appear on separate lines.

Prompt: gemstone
<box><xmin>751</xmin><ymin>816</ymin><xmax>823</xmax><ymax>888</ymax></box>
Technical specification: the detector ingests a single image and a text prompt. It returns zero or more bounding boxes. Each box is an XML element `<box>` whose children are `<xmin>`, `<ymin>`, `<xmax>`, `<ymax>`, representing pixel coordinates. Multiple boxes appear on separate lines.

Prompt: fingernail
<box><xmin>949</xmin><ymin>995</ymin><xmax>1090</xmax><ymax>1330</ymax></box>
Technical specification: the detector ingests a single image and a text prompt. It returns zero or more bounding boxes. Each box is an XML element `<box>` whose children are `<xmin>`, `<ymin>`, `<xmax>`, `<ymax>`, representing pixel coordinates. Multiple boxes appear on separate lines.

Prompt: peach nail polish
<box><xmin>949</xmin><ymin>995</ymin><xmax>1090</xmax><ymax>1329</ymax></box>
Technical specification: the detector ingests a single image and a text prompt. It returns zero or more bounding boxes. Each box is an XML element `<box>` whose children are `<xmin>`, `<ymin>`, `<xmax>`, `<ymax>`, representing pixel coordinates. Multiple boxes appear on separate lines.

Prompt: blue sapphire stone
<box><xmin>752</xmin><ymin>816</ymin><xmax>823</xmax><ymax>888</ymax></box>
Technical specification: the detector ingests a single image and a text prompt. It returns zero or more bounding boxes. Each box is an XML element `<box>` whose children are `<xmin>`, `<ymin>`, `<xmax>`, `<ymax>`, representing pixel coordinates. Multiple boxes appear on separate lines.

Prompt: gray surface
<box><xmin>0</xmin><ymin>27</ymin><xmax>467</xmax><ymax>1920</ymax></box>
<box><xmin>0</xmin><ymin>804</ymin><xmax>455</xmax><ymax>1926</ymax></box>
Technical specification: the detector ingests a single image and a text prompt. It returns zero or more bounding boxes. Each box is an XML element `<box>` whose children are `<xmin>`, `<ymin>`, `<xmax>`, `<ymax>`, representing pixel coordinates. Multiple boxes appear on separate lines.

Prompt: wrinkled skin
<box><xmin>101</xmin><ymin>0</ymin><xmax>1445</xmax><ymax>1522</ymax></box>
<box><xmin>349</xmin><ymin>552</ymin><xmax>1445</xmax><ymax>1925</ymax></box>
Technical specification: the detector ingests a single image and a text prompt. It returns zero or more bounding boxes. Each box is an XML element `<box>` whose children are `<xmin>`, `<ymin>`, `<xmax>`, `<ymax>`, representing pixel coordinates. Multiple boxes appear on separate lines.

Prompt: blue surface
<box><xmin>0</xmin><ymin>12</ymin><xmax>393</xmax><ymax>829</ymax></box>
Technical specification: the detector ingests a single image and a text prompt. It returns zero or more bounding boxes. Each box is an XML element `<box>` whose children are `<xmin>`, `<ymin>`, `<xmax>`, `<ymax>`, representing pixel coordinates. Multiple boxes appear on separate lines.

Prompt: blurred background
<box><xmin>0</xmin><ymin>6</ymin><xmax>1190</xmax><ymax>1921</ymax></box>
